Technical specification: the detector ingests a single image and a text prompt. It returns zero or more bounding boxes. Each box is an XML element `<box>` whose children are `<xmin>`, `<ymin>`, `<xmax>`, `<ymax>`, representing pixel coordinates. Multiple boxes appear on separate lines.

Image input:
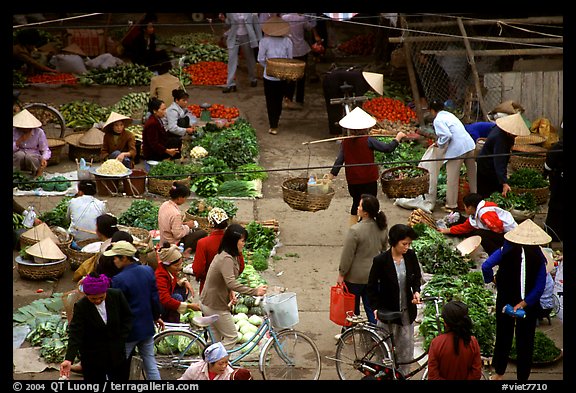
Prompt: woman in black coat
<box><xmin>367</xmin><ymin>224</ymin><xmax>422</xmax><ymax>375</ymax></box>
<box><xmin>60</xmin><ymin>273</ymin><xmax>133</xmax><ymax>381</ymax></box>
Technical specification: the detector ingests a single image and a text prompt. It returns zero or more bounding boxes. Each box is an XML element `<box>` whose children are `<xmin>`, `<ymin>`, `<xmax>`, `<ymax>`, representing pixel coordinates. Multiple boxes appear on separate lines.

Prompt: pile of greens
<box><xmin>13</xmin><ymin>294</ymin><xmax>68</xmax><ymax>364</ymax></box>
<box><xmin>411</xmin><ymin>223</ymin><xmax>475</xmax><ymax>276</ymax></box>
<box><xmin>118</xmin><ymin>199</ymin><xmax>159</xmax><ymax>230</ymax></box>
<box><xmin>420</xmin><ymin>272</ymin><xmax>496</xmax><ymax>356</ymax></box>
<box><xmin>38</xmin><ymin>197</ymin><xmax>71</xmax><ymax>228</ymax></box>
<box><xmin>244</xmin><ymin>221</ymin><xmax>277</xmax><ymax>271</ymax></box>
<box><xmin>508</xmin><ymin>168</ymin><xmax>549</xmax><ymax>189</ymax></box>
<box><xmin>510</xmin><ymin>331</ymin><xmax>561</xmax><ymax>363</ymax></box>
<box><xmin>373</xmin><ymin>137</ymin><xmax>427</xmax><ymax>170</ymax></box>
<box><xmin>486</xmin><ymin>191</ymin><xmax>538</xmax><ymax>212</ymax></box>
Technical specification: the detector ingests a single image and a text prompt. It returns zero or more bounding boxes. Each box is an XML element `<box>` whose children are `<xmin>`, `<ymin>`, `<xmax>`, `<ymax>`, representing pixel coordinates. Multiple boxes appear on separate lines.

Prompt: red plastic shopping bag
<box><xmin>330</xmin><ymin>282</ymin><xmax>355</xmax><ymax>326</ymax></box>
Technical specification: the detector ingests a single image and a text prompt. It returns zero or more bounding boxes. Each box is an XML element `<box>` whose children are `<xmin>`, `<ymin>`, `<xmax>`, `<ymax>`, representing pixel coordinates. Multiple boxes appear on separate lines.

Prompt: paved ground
<box><xmin>12</xmin><ymin>13</ymin><xmax>565</xmax><ymax>384</ymax></box>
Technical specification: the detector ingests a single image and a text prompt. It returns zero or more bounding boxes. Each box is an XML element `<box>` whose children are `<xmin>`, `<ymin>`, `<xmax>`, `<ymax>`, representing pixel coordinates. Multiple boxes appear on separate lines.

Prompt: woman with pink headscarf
<box><xmin>60</xmin><ymin>273</ymin><xmax>133</xmax><ymax>381</ymax></box>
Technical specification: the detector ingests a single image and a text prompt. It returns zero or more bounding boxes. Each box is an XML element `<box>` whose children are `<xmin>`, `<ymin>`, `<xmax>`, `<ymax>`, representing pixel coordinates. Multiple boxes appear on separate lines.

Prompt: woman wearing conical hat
<box><xmin>13</xmin><ymin>109</ymin><xmax>51</xmax><ymax>178</ymax></box>
<box><xmin>100</xmin><ymin>112</ymin><xmax>136</xmax><ymax>169</ymax></box>
<box><xmin>328</xmin><ymin>107</ymin><xmax>406</xmax><ymax>226</ymax></box>
<box><xmin>476</xmin><ymin>112</ymin><xmax>530</xmax><ymax>198</ymax></box>
<box><xmin>481</xmin><ymin>219</ymin><xmax>551</xmax><ymax>381</ymax></box>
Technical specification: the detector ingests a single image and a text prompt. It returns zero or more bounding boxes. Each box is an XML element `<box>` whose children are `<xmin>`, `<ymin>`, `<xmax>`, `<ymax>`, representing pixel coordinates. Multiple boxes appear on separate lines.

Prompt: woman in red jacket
<box><xmin>192</xmin><ymin>208</ymin><xmax>245</xmax><ymax>295</ymax></box>
<box><xmin>427</xmin><ymin>300</ymin><xmax>482</xmax><ymax>380</ymax></box>
<box><xmin>155</xmin><ymin>243</ymin><xmax>200</xmax><ymax>323</ymax></box>
<box><xmin>329</xmin><ymin>107</ymin><xmax>405</xmax><ymax>226</ymax></box>
<box><xmin>142</xmin><ymin>97</ymin><xmax>180</xmax><ymax>168</ymax></box>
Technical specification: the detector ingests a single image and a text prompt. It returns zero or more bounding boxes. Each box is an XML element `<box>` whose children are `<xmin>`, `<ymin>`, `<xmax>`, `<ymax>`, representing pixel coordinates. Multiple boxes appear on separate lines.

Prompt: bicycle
<box><xmin>330</xmin><ymin>296</ymin><xmax>489</xmax><ymax>380</ymax></box>
<box><xmin>13</xmin><ymin>89</ymin><xmax>67</xmax><ymax>139</ymax></box>
<box><xmin>152</xmin><ymin>297</ymin><xmax>322</xmax><ymax>380</ymax></box>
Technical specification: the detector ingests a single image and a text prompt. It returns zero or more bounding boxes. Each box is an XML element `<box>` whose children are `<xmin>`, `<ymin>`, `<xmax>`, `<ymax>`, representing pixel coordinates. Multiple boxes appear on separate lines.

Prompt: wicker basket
<box><xmin>184</xmin><ymin>213</ymin><xmax>235</xmax><ymax>232</ymax></box>
<box><xmin>16</xmin><ymin>256</ymin><xmax>67</xmax><ymax>280</ymax></box>
<box><xmin>64</xmin><ymin>239</ymin><xmax>101</xmax><ymax>271</ymax></box>
<box><xmin>266</xmin><ymin>58</ymin><xmax>306</xmax><ymax>81</ymax></box>
<box><xmin>147</xmin><ymin>177</ymin><xmax>190</xmax><ymax>197</ymax></box>
<box><xmin>514</xmin><ymin>133</ymin><xmax>546</xmax><ymax>146</ymax></box>
<box><xmin>184</xmin><ymin>213</ymin><xmax>212</xmax><ymax>231</ymax></box>
<box><xmin>117</xmin><ymin>225</ymin><xmax>152</xmax><ymax>245</ymax></box>
<box><xmin>510</xmin><ymin>144</ymin><xmax>547</xmax><ymax>172</ymax></box>
<box><xmin>47</xmin><ymin>138</ymin><xmax>66</xmax><ymax>166</ymax></box>
<box><xmin>282</xmin><ymin>177</ymin><xmax>335</xmax><ymax>212</ymax></box>
<box><xmin>65</xmin><ymin>132</ymin><xmax>103</xmax><ymax>163</ymax></box>
<box><xmin>512</xmin><ymin>186</ymin><xmax>549</xmax><ymax>205</ymax></box>
<box><xmin>380</xmin><ymin>166</ymin><xmax>430</xmax><ymax>199</ymax></box>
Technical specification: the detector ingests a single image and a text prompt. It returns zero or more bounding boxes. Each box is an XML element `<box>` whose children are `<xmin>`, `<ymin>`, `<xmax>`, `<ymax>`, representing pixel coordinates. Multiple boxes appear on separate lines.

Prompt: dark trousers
<box><xmin>344</xmin><ymin>281</ymin><xmax>376</xmax><ymax>324</ymax></box>
<box><xmin>263</xmin><ymin>78</ymin><xmax>288</xmax><ymax>129</ymax></box>
<box><xmin>492</xmin><ymin>301</ymin><xmax>537</xmax><ymax>381</ymax></box>
<box><xmin>470</xmin><ymin>228</ymin><xmax>505</xmax><ymax>255</ymax></box>
<box><xmin>284</xmin><ymin>54</ymin><xmax>308</xmax><ymax>104</ymax></box>
<box><xmin>347</xmin><ymin>182</ymin><xmax>378</xmax><ymax>215</ymax></box>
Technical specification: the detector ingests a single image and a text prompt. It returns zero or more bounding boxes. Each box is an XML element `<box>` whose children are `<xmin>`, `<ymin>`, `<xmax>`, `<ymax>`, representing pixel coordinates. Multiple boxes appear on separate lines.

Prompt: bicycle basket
<box><xmin>262</xmin><ymin>292</ymin><xmax>299</xmax><ymax>329</ymax></box>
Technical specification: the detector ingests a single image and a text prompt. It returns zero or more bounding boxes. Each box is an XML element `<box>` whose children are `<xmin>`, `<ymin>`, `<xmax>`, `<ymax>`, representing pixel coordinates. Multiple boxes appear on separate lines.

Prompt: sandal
<box><xmin>268</xmin><ymin>128</ymin><xmax>278</xmax><ymax>135</ymax></box>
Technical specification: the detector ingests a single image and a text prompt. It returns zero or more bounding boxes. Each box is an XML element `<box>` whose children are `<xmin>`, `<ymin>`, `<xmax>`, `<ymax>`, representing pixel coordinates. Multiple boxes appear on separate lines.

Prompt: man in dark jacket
<box><xmin>107</xmin><ymin>241</ymin><xmax>164</xmax><ymax>380</ymax></box>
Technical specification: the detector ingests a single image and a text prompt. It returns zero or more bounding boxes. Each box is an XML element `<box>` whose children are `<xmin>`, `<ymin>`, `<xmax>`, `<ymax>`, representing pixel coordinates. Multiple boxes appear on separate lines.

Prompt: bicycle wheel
<box><xmin>335</xmin><ymin>327</ymin><xmax>391</xmax><ymax>380</ymax></box>
<box><xmin>153</xmin><ymin>329</ymin><xmax>207</xmax><ymax>380</ymax></box>
<box><xmin>23</xmin><ymin>103</ymin><xmax>67</xmax><ymax>139</ymax></box>
<box><xmin>260</xmin><ymin>329</ymin><xmax>322</xmax><ymax>380</ymax></box>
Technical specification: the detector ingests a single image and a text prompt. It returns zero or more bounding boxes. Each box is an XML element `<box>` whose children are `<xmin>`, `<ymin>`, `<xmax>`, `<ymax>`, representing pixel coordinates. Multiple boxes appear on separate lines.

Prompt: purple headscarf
<box><xmin>82</xmin><ymin>274</ymin><xmax>111</xmax><ymax>295</ymax></box>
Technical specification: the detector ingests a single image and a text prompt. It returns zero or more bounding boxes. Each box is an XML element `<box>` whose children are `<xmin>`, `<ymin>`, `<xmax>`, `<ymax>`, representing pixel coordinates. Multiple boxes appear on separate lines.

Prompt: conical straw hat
<box><xmin>262</xmin><ymin>16</ymin><xmax>290</xmax><ymax>37</ymax></box>
<box><xmin>13</xmin><ymin>109</ymin><xmax>42</xmax><ymax>129</ymax></box>
<box><xmin>21</xmin><ymin>222</ymin><xmax>60</xmax><ymax>243</ymax></box>
<box><xmin>26</xmin><ymin>237</ymin><xmax>66</xmax><ymax>260</ymax></box>
<box><xmin>79</xmin><ymin>127</ymin><xmax>105</xmax><ymax>146</ymax></box>
<box><xmin>102</xmin><ymin>112</ymin><xmax>133</xmax><ymax>133</ymax></box>
<box><xmin>362</xmin><ymin>72</ymin><xmax>384</xmax><ymax>95</ymax></box>
<box><xmin>62</xmin><ymin>43</ymin><xmax>86</xmax><ymax>56</ymax></box>
<box><xmin>504</xmin><ymin>219</ymin><xmax>552</xmax><ymax>245</ymax></box>
<box><xmin>495</xmin><ymin>113</ymin><xmax>530</xmax><ymax>137</ymax></box>
<box><xmin>339</xmin><ymin>107</ymin><xmax>377</xmax><ymax>130</ymax></box>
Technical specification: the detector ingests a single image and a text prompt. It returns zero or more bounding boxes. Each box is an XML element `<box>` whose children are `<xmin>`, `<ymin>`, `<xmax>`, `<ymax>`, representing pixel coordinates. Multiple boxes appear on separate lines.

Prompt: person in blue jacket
<box><xmin>481</xmin><ymin>219</ymin><xmax>550</xmax><ymax>381</ymax></box>
<box><xmin>106</xmin><ymin>241</ymin><xmax>165</xmax><ymax>380</ymax></box>
<box><xmin>464</xmin><ymin>121</ymin><xmax>495</xmax><ymax>142</ymax></box>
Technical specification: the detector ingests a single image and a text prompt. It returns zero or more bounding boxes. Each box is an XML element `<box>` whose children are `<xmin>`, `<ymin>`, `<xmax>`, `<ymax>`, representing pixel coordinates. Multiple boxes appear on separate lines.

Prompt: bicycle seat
<box><xmin>376</xmin><ymin>310</ymin><xmax>403</xmax><ymax>323</ymax></box>
<box><xmin>193</xmin><ymin>314</ymin><xmax>219</xmax><ymax>327</ymax></box>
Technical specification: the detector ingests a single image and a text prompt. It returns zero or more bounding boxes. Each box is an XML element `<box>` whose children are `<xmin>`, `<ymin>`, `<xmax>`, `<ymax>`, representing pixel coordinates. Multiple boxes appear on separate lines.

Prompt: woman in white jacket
<box><xmin>429</xmin><ymin>100</ymin><xmax>477</xmax><ymax>211</ymax></box>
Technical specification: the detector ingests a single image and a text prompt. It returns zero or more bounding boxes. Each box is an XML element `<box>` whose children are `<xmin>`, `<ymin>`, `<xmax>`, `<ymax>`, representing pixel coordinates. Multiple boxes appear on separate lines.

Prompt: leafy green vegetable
<box><xmin>217</xmin><ymin>180</ymin><xmax>260</xmax><ymax>198</ymax></box>
<box><xmin>420</xmin><ymin>272</ymin><xmax>496</xmax><ymax>356</ymax></box>
<box><xmin>510</xmin><ymin>331</ymin><xmax>561</xmax><ymax>363</ymax></box>
<box><xmin>508</xmin><ymin>168</ymin><xmax>549</xmax><ymax>189</ymax></box>
<box><xmin>38</xmin><ymin>197</ymin><xmax>71</xmax><ymax>228</ymax></box>
<box><xmin>186</xmin><ymin>197</ymin><xmax>238</xmax><ymax>218</ymax></box>
<box><xmin>245</xmin><ymin>221</ymin><xmax>276</xmax><ymax>253</ymax></box>
<box><xmin>118</xmin><ymin>199</ymin><xmax>159</xmax><ymax>230</ymax></box>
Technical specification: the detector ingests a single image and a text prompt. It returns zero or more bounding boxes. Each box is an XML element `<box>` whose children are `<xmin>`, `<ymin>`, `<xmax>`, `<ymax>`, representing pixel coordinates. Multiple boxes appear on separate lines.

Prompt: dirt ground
<box><xmin>12</xmin><ymin>13</ymin><xmax>565</xmax><ymax>384</ymax></box>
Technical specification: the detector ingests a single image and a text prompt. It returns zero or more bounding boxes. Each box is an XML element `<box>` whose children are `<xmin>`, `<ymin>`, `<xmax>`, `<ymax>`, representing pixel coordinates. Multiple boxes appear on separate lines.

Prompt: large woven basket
<box><xmin>184</xmin><ymin>213</ymin><xmax>236</xmax><ymax>232</ymax></box>
<box><xmin>64</xmin><ymin>239</ymin><xmax>101</xmax><ymax>271</ymax></box>
<box><xmin>510</xmin><ymin>144</ymin><xmax>547</xmax><ymax>172</ymax></box>
<box><xmin>47</xmin><ymin>138</ymin><xmax>66</xmax><ymax>166</ymax></box>
<box><xmin>117</xmin><ymin>225</ymin><xmax>152</xmax><ymax>246</ymax></box>
<box><xmin>514</xmin><ymin>133</ymin><xmax>546</xmax><ymax>146</ymax></box>
<box><xmin>512</xmin><ymin>186</ymin><xmax>549</xmax><ymax>205</ymax></box>
<box><xmin>380</xmin><ymin>166</ymin><xmax>430</xmax><ymax>199</ymax></box>
<box><xmin>16</xmin><ymin>256</ymin><xmax>67</xmax><ymax>280</ymax></box>
<box><xmin>266</xmin><ymin>58</ymin><xmax>306</xmax><ymax>81</ymax></box>
<box><xmin>282</xmin><ymin>177</ymin><xmax>335</xmax><ymax>212</ymax></box>
<box><xmin>147</xmin><ymin>177</ymin><xmax>190</xmax><ymax>197</ymax></box>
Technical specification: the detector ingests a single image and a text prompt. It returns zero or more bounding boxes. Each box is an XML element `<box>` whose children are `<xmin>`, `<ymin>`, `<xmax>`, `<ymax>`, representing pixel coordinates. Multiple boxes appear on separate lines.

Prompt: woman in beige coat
<box><xmin>336</xmin><ymin>194</ymin><xmax>388</xmax><ymax>330</ymax></box>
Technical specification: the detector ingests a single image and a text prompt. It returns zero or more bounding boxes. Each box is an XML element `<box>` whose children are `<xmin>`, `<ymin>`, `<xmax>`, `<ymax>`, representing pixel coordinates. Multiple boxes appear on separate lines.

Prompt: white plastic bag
<box><xmin>394</xmin><ymin>145</ymin><xmax>444</xmax><ymax>212</ymax></box>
